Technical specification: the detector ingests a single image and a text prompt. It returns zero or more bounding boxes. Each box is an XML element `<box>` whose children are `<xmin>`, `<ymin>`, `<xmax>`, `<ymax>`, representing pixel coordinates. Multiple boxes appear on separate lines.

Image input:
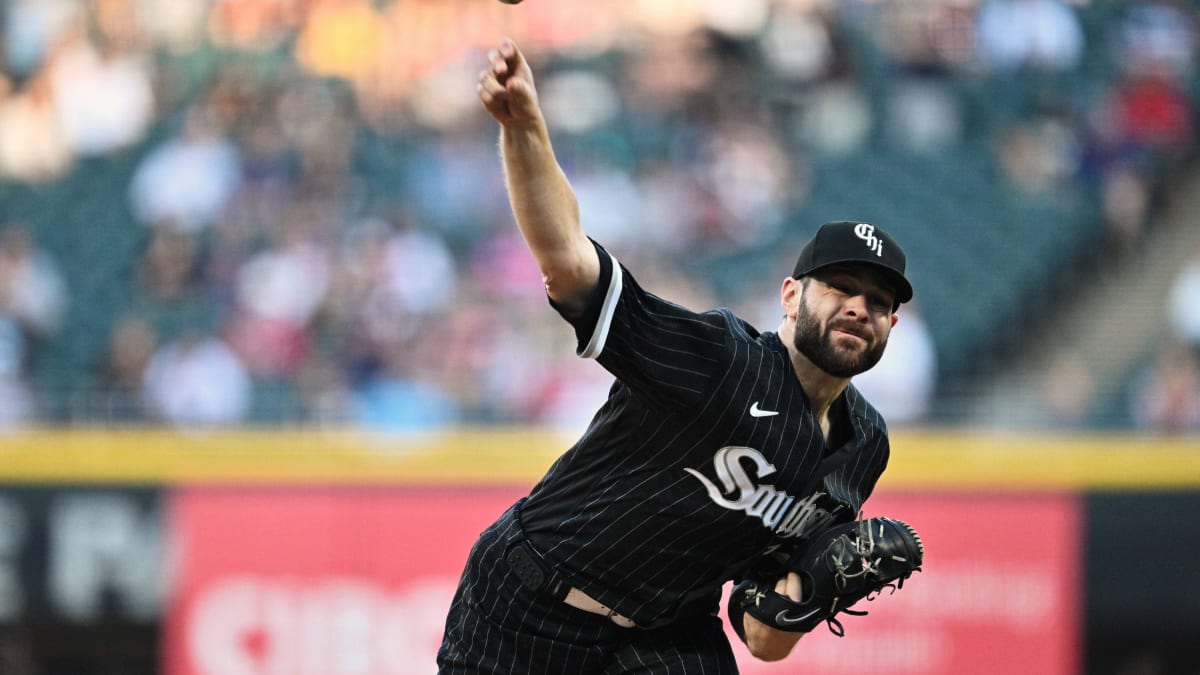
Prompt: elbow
<box><xmin>540</xmin><ymin>265</ymin><xmax>591</xmax><ymax>313</ymax></box>
<box><xmin>539</xmin><ymin>241</ymin><xmax>600</xmax><ymax>309</ymax></box>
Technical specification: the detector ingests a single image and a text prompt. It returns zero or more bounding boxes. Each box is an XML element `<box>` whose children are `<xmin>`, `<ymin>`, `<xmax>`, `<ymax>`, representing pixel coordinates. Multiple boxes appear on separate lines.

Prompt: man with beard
<box><xmin>438</xmin><ymin>38</ymin><xmax>918</xmax><ymax>674</ymax></box>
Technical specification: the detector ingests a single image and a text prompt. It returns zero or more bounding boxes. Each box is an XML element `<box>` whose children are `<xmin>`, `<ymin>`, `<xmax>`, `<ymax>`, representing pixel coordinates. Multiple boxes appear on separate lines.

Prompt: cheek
<box><xmin>875</xmin><ymin>318</ymin><xmax>894</xmax><ymax>338</ymax></box>
<box><xmin>808</xmin><ymin>295</ymin><xmax>836</xmax><ymax>317</ymax></box>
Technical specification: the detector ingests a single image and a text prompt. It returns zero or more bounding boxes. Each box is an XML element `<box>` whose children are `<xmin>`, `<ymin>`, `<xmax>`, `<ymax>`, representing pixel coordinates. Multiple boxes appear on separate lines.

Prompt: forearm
<box><xmin>500</xmin><ymin>123</ymin><xmax>596</xmax><ymax>309</ymax></box>
<box><xmin>741</xmin><ymin>613</ymin><xmax>804</xmax><ymax>662</ymax></box>
<box><xmin>501</xmin><ymin>122</ymin><xmax>579</xmax><ymax>257</ymax></box>
<box><xmin>479</xmin><ymin>38</ymin><xmax>600</xmax><ymax>311</ymax></box>
<box><xmin>729</xmin><ymin>572</ymin><xmax>807</xmax><ymax>662</ymax></box>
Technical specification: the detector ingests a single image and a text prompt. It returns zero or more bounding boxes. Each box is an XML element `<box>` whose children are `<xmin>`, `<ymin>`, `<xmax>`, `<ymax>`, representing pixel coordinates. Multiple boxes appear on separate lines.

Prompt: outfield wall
<box><xmin>0</xmin><ymin>430</ymin><xmax>1195</xmax><ymax>675</ymax></box>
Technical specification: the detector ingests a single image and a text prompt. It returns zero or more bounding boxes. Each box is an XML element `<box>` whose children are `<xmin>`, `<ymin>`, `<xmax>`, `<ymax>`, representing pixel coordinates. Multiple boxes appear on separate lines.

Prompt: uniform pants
<box><xmin>437</xmin><ymin>503</ymin><xmax>740</xmax><ymax>674</ymax></box>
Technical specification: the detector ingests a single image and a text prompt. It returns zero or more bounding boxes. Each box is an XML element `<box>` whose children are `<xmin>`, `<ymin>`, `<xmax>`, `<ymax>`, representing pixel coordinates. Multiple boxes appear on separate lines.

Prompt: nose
<box><xmin>843</xmin><ymin>293</ymin><xmax>870</xmax><ymax>320</ymax></box>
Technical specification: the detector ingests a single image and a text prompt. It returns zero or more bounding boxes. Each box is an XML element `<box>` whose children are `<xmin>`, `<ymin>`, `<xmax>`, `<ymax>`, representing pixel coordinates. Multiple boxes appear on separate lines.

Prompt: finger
<box><xmin>506</xmin><ymin>76</ymin><xmax>531</xmax><ymax>101</ymax></box>
<box><xmin>499</xmin><ymin>38</ymin><xmax>525</xmax><ymax>79</ymax></box>
<box><xmin>477</xmin><ymin>82</ymin><xmax>496</xmax><ymax>109</ymax></box>
<box><xmin>479</xmin><ymin>67</ymin><xmax>501</xmax><ymax>89</ymax></box>
<box><xmin>500</xmin><ymin>37</ymin><xmax>517</xmax><ymax>63</ymax></box>
<box><xmin>774</xmin><ymin>577</ymin><xmax>787</xmax><ymax>594</ymax></box>
<box><xmin>478</xmin><ymin>72</ymin><xmax>506</xmax><ymax>102</ymax></box>
<box><xmin>488</xmin><ymin>48</ymin><xmax>508</xmax><ymax>79</ymax></box>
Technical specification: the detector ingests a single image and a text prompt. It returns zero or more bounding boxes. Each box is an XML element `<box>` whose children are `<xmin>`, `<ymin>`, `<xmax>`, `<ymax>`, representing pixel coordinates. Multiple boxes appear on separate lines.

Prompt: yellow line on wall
<box><xmin>0</xmin><ymin>428</ymin><xmax>1196</xmax><ymax>490</ymax></box>
<box><xmin>883</xmin><ymin>431</ymin><xmax>1200</xmax><ymax>490</ymax></box>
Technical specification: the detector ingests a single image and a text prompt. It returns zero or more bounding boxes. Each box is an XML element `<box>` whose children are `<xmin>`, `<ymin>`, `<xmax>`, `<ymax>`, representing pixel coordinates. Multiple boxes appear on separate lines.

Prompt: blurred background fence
<box><xmin>0</xmin><ymin>0</ymin><xmax>1197</xmax><ymax>673</ymax></box>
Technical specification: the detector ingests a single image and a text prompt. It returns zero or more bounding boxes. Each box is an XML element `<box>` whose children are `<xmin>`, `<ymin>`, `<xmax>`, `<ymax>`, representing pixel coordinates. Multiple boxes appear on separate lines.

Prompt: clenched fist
<box><xmin>478</xmin><ymin>38</ymin><xmax>542</xmax><ymax>128</ymax></box>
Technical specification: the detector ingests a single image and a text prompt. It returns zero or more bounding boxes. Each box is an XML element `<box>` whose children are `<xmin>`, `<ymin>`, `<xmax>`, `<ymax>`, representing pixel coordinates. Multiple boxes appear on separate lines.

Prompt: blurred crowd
<box><xmin>1139</xmin><ymin>244</ymin><xmax>1200</xmax><ymax>433</ymax></box>
<box><xmin>0</xmin><ymin>0</ymin><xmax>1196</xmax><ymax>432</ymax></box>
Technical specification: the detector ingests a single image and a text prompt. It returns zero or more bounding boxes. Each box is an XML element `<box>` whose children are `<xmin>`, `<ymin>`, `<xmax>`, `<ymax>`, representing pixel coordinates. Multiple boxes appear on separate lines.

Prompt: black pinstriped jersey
<box><xmin>520</xmin><ymin>240</ymin><xmax>891</xmax><ymax>626</ymax></box>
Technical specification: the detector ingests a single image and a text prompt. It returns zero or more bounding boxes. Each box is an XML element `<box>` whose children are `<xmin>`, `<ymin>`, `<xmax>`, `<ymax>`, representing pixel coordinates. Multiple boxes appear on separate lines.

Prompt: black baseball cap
<box><xmin>792</xmin><ymin>221</ymin><xmax>913</xmax><ymax>305</ymax></box>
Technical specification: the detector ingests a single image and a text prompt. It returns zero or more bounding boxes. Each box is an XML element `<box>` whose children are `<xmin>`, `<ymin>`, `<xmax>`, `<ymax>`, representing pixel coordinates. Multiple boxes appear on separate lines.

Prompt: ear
<box><xmin>781</xmin><ymin>277</ymin><xmax>802</xmax><ymax>319</ymax></box>
<box><xmin>890</xmin><ymin>313</ymin><xmax>899</xmax><ymax>329</ymax></box>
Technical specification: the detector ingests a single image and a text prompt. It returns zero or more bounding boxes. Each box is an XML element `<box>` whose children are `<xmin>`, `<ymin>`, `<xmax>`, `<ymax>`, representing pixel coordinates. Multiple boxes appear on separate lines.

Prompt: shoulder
<box><xmin>706</xmin><ymin>307</ymin><xmax>760</xmax><ymax>341</ymax></box>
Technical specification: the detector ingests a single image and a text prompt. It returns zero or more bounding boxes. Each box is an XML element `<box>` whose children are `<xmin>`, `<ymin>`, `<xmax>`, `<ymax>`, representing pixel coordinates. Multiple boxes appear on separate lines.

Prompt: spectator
<box><xmin>796</xmin><ymin>80</ymin><xmax>873</xmax><ymax>157</ymax></box>
<box><xmin>142</xmin><ymin>331</ymin><xmax>252</xmax><ymax>427</ymax></box>
<box><xmin>1166</xmin><ymin>246</ymin><xmax>1200</xmax><ymax>351</ymax></box>
<box><xmin>227</xmin><ymin>222</ymin><xmax>331</xmax><ymax>376</ymax></box>
<box><xmin>1107</xmin><ymin>68</ymin><xmax>1194</xmax><ymax>162</ymax></box>
<box><xmin>1129</xmin><ymin>341</ymin><xmax>1200</xmax><ymax>434</ymax></box>
<box><xmin>94</xmin><ymin>316</ymin><xmax>158</xmax><ymax>423</ymax></box>
<box><xmin>136</xmin><ymin>227</ymin><xmax>204</xmax><ymax>303</ymax></box>
<box><xmin>137</xmin><ymin>0</ymin><xmax>208</xmax><ymax>54</ymax></box>
<box><xmin>995</xmin><ymin>114</ymin><xmax>1080</xmax><ymax>196</ymax></box>
<box><xmin>569</xmin><ymin>157</ymin><xmax>644</xmax><ymax>250</ymax></box>
<box><xmin>882</xmin><ymin>3</ymin><xmax>976</xmax><ymax>72</ymax></box>
<box><xmin>1038</xmin><ymin>354</ymin><xmax>1096</xmax><ymax>428</ymax></box>
<box><xmin>0</xmin><ymin>223</ymin><xmax>67</xmax><ymax>340</ymax></box>
<box><xmin>885</xmin><ymin>77</ymin><xmax>962</xmax><ymax>154</ymax></box>
<box><xmin>975</xmin><ymin>0</ymin><xmax>1085</xmax><ymax>73</ymax></box>
<box><xmin>294</xmin><ymin>352</ymin><xmax>354</xmax><ymax>426</ymax></box>
<box><xmin>437</xmin><ymin>299</ymin><xmax>540</xmax><ymax>421</ymax></box>
<box><xmin>538</xmin><ymin>69</ymin><xmax>622</xmax><ymax>135</ymax></box>
<box><xmin>49</xmin><ymin>29</ymin><xmax>154</xmax><ymax>156</ymax></box>
<box><xmin>207</xmin><ymin>0</ymin><xmax>299</xmax><ymax>52</ymax></box>
<box><xmin>293</xmin><ymin>0</ymin><xmax>386</xmax><ymax>82</ymax></box>
<box><xmin>2</xmin><ymin>0</ymin><xmax>80</xmax><ymax>77</ymax></box>
<box><xmin>371</xmin><ymin>218</ymin><xmax>458</xmax><ymax>316</ymax></box>
<box><xmin>0</xmin><ymin>317</ymin><xmax>35</xmax><ymax>429</ymax></box>
<box><xmin>131</xmin><ymin>227</ymin><xmax>220</xmax><ymax>342</ymax></box>
<box><xmin>128</xmin><ymin>107</ymin><xmax>242</xmax><ymax>233</ymax></box>
<box><xmin>351</xmin><ymin>327</ymin><xmax>461</xmax><ymax>432</ymax></box>
<box><xmin>1115</xmin><ymin>1</ymin><xmax>1197</xmax><ymax>82</ymax></box>
<box><xmin>697</xmin><ymin>119</ymin><xmax>794</xmax><ymax>244</ymax></box>
<box><xmin>0</xmin><ymin>68</ymin><xmax>72</xmax><ymax>183</ymax></box>
<box><xmin>1101</xmin><ymin>164</ymin><xmax>1154</xmax><ymax>259</ymax></box>
<box><xmin>0</xmin><ymin>224</ymin><xmax>63</xmax><ymax>426</ymax></box>
<box><xmin>759</xmin><ymin>3</ymin><xmax>840</xmax><ymax>83</ymax></box>
<box><xmin>851</xmin><ymin>302</ymin><xmax>938</xmax><ymax>425</ymax></box>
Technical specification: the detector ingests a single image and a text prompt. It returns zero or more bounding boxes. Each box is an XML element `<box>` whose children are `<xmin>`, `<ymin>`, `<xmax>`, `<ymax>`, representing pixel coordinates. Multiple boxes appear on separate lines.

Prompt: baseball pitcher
<box><xmin>437</xmin><ymin>38</ymin><xmax>924</xmax><ymax>674</ymax></box>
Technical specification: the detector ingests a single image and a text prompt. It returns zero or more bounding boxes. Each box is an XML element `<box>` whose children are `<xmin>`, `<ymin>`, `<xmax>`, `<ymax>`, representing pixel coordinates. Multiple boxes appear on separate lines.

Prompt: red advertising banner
<box><xmin>164</xmin><ymin>487</ymin><xmax>527</xmax><ymax>675</ymax></box>
<box><xmin>729</xmin><ymin>492</ymin><xmax>1082</xmax><ymax>675</ymax></box>
<box><xmin>164</xmin><ymin>489</ymin><xmax>1080</xmax><ymax>675</ymax></box>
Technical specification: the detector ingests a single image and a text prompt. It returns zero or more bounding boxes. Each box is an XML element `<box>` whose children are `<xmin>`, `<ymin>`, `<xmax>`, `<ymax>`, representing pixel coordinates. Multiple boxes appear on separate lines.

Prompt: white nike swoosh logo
<box><xmin>775</xmin><ymin>608</ymin><xmax>819</xmax><ymax>625</ymax></box>
<box><xmin>750</xmin><ymin>402</ymin><xmax>779</xmax><ymax>418</ymax></box>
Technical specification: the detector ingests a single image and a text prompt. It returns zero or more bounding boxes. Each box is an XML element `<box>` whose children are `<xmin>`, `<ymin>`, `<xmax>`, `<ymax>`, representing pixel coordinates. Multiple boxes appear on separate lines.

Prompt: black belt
<box><xmin>504</xmin><ymin>500</ymin><xmax>637</xmax><ymax>628</ymax></box>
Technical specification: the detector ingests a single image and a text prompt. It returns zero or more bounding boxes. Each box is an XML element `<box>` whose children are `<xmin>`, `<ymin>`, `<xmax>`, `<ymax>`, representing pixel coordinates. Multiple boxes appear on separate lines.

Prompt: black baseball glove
<box><xmin>729</xmin><ymin>517</ymin><xmax>924</xmax><ymax>639</ymax></box>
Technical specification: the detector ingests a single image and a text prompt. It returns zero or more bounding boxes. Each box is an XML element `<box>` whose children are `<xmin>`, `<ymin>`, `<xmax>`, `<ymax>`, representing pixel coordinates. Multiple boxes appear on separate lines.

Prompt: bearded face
<box><xmin>791</xmin><ymin>284</ymin><xmax>890</xmax><ymax>378</ymax></box>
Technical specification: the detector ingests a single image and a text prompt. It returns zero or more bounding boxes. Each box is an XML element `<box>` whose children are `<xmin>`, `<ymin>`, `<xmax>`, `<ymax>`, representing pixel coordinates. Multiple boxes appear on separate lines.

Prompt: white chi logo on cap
<box><xmin>854</xmin><ymin>223</ymin><xmax>883</xmax><ymax>257</ymax></box>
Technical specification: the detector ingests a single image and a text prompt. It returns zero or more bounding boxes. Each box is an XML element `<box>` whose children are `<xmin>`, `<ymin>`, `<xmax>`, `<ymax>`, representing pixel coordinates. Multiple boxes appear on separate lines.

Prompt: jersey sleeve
<box><xmin>550</xmin><ymin>239</ymin><xmax>738</xmax><ymax>408</ymax></box>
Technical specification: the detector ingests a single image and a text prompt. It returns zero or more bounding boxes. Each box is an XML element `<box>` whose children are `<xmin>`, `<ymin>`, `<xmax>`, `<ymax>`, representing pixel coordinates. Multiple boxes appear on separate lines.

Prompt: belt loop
<box><xmin>504</xmin><ymin>499</ymin><xmax>569</xmax><ymax>601</ymax></box>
